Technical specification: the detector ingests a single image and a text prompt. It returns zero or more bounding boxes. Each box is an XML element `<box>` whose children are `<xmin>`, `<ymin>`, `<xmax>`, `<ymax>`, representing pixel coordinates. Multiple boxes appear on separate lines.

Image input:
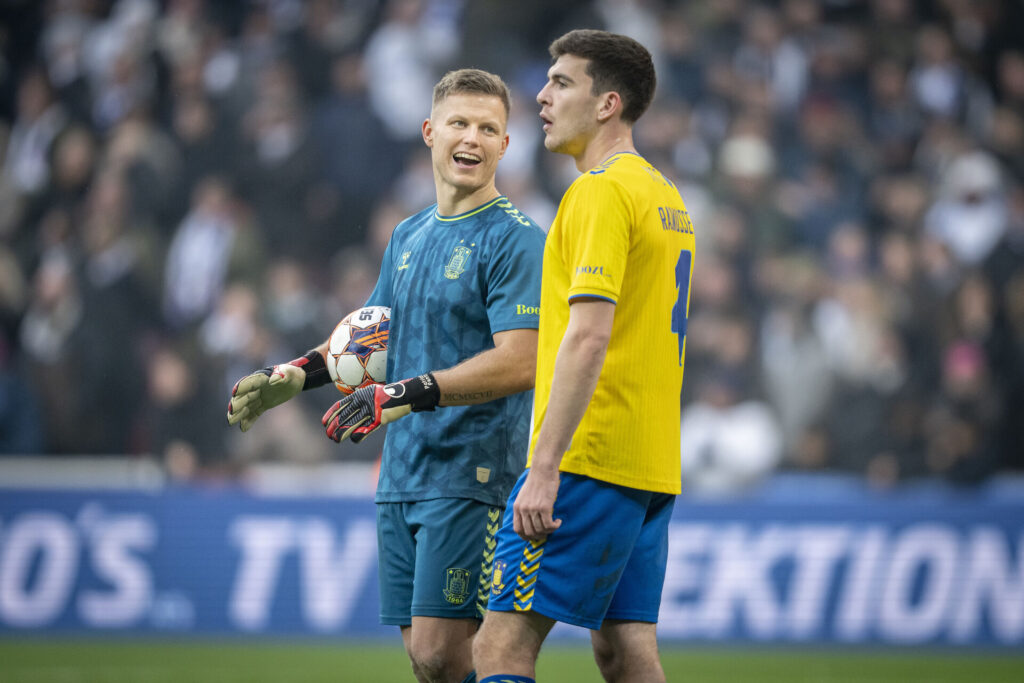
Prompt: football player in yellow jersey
<box><xmin>474</xmin><ymin>30</ymin><xmax>694</xmax><ymax>683</ymax></box>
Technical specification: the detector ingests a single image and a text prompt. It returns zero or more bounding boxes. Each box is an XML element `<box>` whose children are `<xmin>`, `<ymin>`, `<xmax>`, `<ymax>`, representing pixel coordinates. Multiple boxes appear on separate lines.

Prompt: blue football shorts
<box><xmin>377</xmin><ymin>498</ymin><xmax>502</xmax><ymax>625</ymax></box>
<box><xmin>487</xmin><ymin>470</ymin><xmax>675</xmax><ymax>630</ymax></box>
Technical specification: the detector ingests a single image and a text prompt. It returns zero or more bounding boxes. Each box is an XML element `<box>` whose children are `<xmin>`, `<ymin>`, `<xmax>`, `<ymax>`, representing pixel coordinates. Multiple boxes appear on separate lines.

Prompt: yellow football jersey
<box><xmin>527</xmin><ymin>152</ymin><xmax>694</xmax><ymax>494</ymax></box>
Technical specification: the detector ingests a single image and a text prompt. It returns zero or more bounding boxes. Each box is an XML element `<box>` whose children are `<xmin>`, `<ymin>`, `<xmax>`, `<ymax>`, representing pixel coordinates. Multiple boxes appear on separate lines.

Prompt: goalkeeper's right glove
<box><xmin>226</xmin><ymin>349</ymin><xmax>330</xmax><ymax>432</ymax></box>
<box><xmin>322</xmin><ymin>373</ymin><xmax>439</xmax><ymax>444</ymax></box>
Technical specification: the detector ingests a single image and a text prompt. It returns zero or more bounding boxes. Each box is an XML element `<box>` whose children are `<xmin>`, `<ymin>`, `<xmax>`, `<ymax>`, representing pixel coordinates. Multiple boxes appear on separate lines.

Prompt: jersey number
<box><xmin>672</xmin><ymin>250</ymin><xmax>693</xmax><ymax>366</ymax></box>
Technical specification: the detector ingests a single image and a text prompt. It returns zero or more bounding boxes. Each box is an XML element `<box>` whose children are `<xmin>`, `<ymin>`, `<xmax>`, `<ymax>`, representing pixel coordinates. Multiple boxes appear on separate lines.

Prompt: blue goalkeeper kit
<box><xmin>366</xmin><ymin>196</ymin><xmax>546</xmax><ymax>507</ymax></box>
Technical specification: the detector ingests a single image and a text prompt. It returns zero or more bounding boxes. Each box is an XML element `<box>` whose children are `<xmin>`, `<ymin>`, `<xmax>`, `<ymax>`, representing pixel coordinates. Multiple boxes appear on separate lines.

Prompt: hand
<box><xmin>226</xmin><ymin>364</ymin><xmax>305</xmax><ymax>432</ymax></box>
<box><xmin>322</xmin><ymin>373</ymin><xmax>439</xmax><ymax>444</ymax></box>
<box><xmin>513</xmin><ymin>467</ymin><xmax>562</xmax><ymax>542</ymax></box>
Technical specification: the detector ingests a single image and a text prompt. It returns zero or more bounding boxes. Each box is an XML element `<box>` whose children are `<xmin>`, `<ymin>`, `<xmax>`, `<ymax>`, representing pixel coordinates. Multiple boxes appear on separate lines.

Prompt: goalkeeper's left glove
<box><xmin>227</xmin><ymin>350</ymin><xmax>330</xmax><ymax>432</ymax></box>
<box><xmin>322</xmin><ymin>373</ymin><xmax>440</xmax><ymax>444</ymax></box>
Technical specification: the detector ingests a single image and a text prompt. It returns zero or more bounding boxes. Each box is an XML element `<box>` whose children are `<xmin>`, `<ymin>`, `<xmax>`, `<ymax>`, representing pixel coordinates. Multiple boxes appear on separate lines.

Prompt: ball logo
<box><xmin>343</xmin><ymin>320</ymin><xmax>389</xmax><ymax>360</ymax></box>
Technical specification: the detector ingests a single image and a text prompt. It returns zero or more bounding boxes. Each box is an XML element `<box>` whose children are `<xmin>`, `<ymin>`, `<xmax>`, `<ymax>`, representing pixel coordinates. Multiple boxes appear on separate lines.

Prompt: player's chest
<box><xmin>390</xmin><ymin>230</ymin><xmax>488</xmax><ymax>307</ymax></box>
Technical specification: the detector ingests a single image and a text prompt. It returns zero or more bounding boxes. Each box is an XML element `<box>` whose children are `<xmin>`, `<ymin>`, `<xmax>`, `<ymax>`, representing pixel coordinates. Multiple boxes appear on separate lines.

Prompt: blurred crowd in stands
<box><xmin>0</xmin><ymin>0</ymin><xmax>1022</xmax><ymax>492</ymax></box>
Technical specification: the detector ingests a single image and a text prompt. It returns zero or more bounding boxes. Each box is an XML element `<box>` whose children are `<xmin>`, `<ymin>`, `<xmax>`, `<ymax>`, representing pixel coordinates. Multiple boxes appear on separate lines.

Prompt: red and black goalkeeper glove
<box><xmin>322</xmin><ymin>373</ymin><xmax>440</xmax><ymax>444</ymax></box>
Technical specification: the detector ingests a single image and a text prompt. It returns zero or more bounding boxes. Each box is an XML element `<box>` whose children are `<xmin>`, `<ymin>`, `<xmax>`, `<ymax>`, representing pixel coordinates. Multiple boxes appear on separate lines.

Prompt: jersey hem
<box><xmin>375</xmin><ymin>491</ymin><xmax>510</xmax><ymax>507</ymax></box>
<box><xmin>488</xmin><ymin>320</ymin><xmax>540</xmax><ymax>334</ymax></box>
<box><xmin>567</xmin><ymin>285</ymin><xmax>619</xmax><ymax>303</ymax></box>
<box><xmin>568</xmin><ymin>293</ymin><xmax>617</xmax><ymax>305</ymax></box>
<box><xmin>602</xmin><ymin>608</ymin><xmax>658</xmax><ymax>624</ymax></box>
<box><xmin>557</xmin><ymin>463</ymin><xmax>681</xmax><ymax>496</ymax></box>
<box><xmin>488</xmin><ymin>601</ymin><xmax>604</xmax><ymax>631</ymax></box>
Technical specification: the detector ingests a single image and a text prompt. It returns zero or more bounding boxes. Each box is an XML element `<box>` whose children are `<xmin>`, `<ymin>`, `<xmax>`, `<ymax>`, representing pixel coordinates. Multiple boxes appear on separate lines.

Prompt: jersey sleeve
<box><xmin>561</xmin><ymin>175</ymin><xmax>631</xmax><ymax>304</ymax></box>
<box><xmin>364</xmin><ymin>233</ymin><xmax>396</xmax><ymax>308</ymax></box>
<box><xmin>484</xmin><ymin>223</ymin><xmax>546</xmax><ymax>333</ymax></box>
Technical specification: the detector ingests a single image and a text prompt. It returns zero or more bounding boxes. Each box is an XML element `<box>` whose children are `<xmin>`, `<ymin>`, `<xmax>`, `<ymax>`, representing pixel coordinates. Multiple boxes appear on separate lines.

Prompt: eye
<box><xmin>452</xmin><ymin>120</ymin><xmax>466</xmax><ymax>128</ymax></box>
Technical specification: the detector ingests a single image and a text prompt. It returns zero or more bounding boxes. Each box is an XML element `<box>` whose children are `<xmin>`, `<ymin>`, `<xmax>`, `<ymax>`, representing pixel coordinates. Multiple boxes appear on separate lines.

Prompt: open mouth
<box><xmin>453</xmin><ymin>152</ymin><xmax>482</xmax><ymax>168</ymax></box>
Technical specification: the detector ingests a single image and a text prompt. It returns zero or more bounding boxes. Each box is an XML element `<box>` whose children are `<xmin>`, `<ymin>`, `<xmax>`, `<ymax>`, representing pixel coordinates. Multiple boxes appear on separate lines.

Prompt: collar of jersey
<box><xmin>434</xmin><ymin>196</ymin><xmax>507</xmax><ymax>222</ymax></box>
<box><xmin>589</xmin><ymin>151</ymin><xmax>644</xmax><ymax>173</ymax></box>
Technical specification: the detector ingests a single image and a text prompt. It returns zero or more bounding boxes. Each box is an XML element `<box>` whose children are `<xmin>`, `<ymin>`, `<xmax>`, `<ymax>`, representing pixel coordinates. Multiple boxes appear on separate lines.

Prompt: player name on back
<box><xmin>658</xmin><ymin>206</ymin><xmax>694</xmax><ymax>235</ymax></box>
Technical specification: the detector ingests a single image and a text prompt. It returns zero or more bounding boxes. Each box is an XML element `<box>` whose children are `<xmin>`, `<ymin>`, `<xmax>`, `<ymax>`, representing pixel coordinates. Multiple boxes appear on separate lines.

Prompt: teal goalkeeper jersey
<box><xmin>366</xmin><ymin>196</ymin><xmax>545</xmax><ymax>506</ymax></box>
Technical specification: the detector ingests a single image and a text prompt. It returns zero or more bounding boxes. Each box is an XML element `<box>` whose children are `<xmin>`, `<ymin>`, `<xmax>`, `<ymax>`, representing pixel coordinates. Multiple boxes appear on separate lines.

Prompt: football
<box><xmin>327</xmin><ymin>305</ymin><xmax>390</xmax><ymax>394</ymax></box>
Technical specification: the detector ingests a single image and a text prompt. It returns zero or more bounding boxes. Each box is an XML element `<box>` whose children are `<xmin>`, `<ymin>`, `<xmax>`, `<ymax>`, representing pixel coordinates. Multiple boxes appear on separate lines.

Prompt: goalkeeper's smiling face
<box><xmin>423</xmin><ymin>93</ymin><xmax>509</xmax><ymax>201</ymax></box>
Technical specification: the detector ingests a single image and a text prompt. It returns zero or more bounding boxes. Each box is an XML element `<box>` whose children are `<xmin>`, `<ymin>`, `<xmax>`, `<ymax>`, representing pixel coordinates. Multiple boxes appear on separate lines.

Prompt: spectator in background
<box><xmin>0</xmin><ymin>0</ymin><xmax>1021</xmax><ymax>488</ymax></box>
<box><xmin>143</xmin><ymin>343</ymin><xmax>228</xmax><ymax>480</ymax></box>
<box><xmin>236</xmin><ymin>60</ymin><xmax>323</xmax><ymax>258</ymax></box>
<box><xmin>2</xmin><ymin>67</ymin><xmax>67</xmax><ymax>198</ymax></box>
<box><xmin>924</xmin><ymin>341</ymin><xmax>1002</xmax><ymax>484</ymax></box>
<box><xmin>19</xmin><ymin>253</ymin><xmax>82</xmax><ymax>453</ymax></box>
<box><xmin>680</xmin><ymin>367</ymin><xmax>783</xmax><ymax>496</ymax></box>
<box><xmin>74</xmin><ymin>169</ymin><xmax>159</xmax><ymax>454</ymax></box>
<box><xmin>312</xmin><ymin>51</ymin><xmax>405</xmax><ymax>247</ymax></box>
<box><xmin>168</xmin><ymin>94</ymin><xmax>232</xmax><ymax>222</ymax></box>
<box><xmin>163</xmin><ymin>176</ymin><xmax>263</xmax><ymax>331</ymax></box>
<box><xmin>925</xmin><ymin>149</ymin><xmax>1008</xmax><ymax>266</ymax></box>
<box><xmin>0</xmin><ymin>331</ymin><xmax>43</xmax><ymax>455</ymax></box>
<box><xmin>363</xmin><ymin>0</ymin><xmax>460</xmax><ymax>143</ymax></box>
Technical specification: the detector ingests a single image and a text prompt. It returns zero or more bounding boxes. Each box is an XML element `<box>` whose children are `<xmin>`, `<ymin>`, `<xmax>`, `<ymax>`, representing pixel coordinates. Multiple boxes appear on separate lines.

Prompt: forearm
<box><xmin>531</xmin><ymin>324</ymin><xmax>609</xmax><ymax>473</ymax></box>
<box><xmin>432</xmin><ymin>329</ymin><xmax>537</xmax><ymax>405</ymax></box>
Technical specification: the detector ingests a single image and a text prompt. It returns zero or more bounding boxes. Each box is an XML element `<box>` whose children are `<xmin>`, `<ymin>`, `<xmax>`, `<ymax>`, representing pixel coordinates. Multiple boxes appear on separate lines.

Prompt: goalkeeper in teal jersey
<box><xmin>227</xmin><ymin>69</ymin><xmax>544</xmax><ymax>683</ymax></box>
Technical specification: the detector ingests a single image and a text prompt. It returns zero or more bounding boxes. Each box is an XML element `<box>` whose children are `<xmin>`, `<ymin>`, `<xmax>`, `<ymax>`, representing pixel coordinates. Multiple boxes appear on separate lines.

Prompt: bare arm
<box><xmin>515</xmin><ymin>298</ymin><xmax>614</xmax><ymax>540</ymax></box>
<box><xmin>432</xmin><ymin>327</ymin><xmax>538</xmax><ymax>405</ymax></box>
<box><xmin>530</xmin><ymin>299</ymin><xmax>614</xmax><ymax>470</ymax></box>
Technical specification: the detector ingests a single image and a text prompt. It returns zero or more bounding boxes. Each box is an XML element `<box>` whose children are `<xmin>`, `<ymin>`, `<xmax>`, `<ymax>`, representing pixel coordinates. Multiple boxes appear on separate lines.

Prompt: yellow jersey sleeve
<box><xmin>560</xmin><ymin>175</ymin><xmax>631</xmax><ymax>304</ymax></box>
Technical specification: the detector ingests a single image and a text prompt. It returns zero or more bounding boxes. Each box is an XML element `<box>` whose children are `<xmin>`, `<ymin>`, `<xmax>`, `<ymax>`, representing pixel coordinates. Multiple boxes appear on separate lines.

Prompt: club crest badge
<box><xmin>445</xmin><ymin>245</ymin><xmax>472</xmax><ymax>279</ymax></box>
<box><xmin>443</xmin><ymin>567</ymin><xmax>471</xmax><ymax>605</ymax></box>
<box><xmin>491</xmin><ymin>560</ymin><xmax>507</xmax><ymax>595</ymax></box>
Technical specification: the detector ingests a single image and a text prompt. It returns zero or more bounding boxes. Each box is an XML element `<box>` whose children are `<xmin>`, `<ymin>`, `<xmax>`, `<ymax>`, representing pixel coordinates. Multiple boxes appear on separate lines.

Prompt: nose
<box><xmin>462</xmin><ymin>125</ymin><xmax>481</xmax><ymax>145</ymax></box>
<box><xmin>537</xmin><ymin>84</ymin><xmax>550</xmax><ymax>106</ymax></box>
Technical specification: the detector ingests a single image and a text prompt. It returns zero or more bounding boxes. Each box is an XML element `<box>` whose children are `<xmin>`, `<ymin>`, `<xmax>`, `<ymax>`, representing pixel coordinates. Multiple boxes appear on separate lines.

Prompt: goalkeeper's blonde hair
<box><xmin>432</xmin><ymin>69</ymin><xmax>511</xmax><ymax>120</ymax></box>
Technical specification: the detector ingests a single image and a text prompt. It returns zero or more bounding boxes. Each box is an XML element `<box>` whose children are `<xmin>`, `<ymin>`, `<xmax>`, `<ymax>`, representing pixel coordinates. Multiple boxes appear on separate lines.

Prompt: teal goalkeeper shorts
<box><xmin>487</xmin><ymin>470</ymin><xmax>675</xmax><ymax>630</ymax></box>
<box><xmin>377</xmin><ymin>498</ymin><xmax>502</xmax><ymax>625</ymax></box>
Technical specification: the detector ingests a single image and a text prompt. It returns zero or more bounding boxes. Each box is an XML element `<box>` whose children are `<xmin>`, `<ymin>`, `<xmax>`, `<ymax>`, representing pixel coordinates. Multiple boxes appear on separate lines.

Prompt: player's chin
<box><xmin>450</xmin><ymin>175</ymin><xmax>488</xmax><ymax>193</ymax></box>
<box><xmin>542</xmin><ymin>135</ymin><xmax>565</xmax><ymax>153</ymax></box>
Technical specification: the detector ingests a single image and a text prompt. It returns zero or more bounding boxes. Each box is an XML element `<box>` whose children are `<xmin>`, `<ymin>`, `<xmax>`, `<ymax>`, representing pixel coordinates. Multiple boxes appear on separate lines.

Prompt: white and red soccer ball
<box><xmin>327</xmin><ymin>306</ymin><xmax>390</xmax><ymax>394</ymax></box>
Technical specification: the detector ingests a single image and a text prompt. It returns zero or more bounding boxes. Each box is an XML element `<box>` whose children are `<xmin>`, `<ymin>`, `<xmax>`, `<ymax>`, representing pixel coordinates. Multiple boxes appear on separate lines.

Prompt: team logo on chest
<box><xmin>444</xmin><ymin>240</ymin><xmax>475</xmax><ymax>280</ymax></box>
<box><xmin>443</xmin><ymin>567</ymin><xmax>472</xmax><ymax>604</ymax></box>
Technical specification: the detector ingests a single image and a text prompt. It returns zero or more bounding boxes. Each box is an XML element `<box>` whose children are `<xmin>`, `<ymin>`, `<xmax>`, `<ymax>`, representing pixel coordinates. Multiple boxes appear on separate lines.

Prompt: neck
<box><xmin>573</xmin><ymin>124</ymin><xmax>637</xmax><ymax>173</ymax></box>
<box><xmin>435</xmin><ymin>181</ymin><xmax>501</xmax><ymax>216</ymax></box>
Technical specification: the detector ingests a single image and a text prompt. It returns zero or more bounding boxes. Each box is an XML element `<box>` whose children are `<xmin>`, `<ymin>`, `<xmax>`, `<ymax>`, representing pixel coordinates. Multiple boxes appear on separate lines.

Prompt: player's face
<box><xmin>537</xmin><ymin>54</ymin><xmax>600</xmax><ymax>156</ymax></box>
<box><xmin>423</xmin><ymin>93</ymin><xmax>508</xmax><ymax>195</ymax></box>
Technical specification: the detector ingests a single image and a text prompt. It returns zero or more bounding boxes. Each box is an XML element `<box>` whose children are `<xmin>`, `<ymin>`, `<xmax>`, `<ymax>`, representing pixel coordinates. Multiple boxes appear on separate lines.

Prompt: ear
<box><xmin>422</xmin><ymin>118</ymin><xmax>433</xmax><ymax>147</ymax></box>
<box><xmin>498</xmin><ymin>133</ymin><xmax>509</xmax><ymax>160</ymax></box>
<box><xmin>596</xmin><ymin>91</ymin><xmax>622</xmax><ymax>123</ymax></box>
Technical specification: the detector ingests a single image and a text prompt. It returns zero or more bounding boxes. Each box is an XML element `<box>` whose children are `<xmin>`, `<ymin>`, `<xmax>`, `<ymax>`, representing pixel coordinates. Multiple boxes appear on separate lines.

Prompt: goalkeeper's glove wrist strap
<box><xmin>401</xmin><ymin>372</ymin><xmax>440</xmax><ymax>412</ymax></box>
<box><xmin>290</xmin><ymin>349</ymin><xmax>330</xmax><ymax>390</ymax></box>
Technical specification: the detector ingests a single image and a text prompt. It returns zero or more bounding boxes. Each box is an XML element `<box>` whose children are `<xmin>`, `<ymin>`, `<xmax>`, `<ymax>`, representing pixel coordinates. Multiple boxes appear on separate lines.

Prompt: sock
<box><xmin>477</xmin><ymin>676</ymin><xmax>535</xmax><ymax>683</ymax></box>
<box><xmin>460</xmin><ymin>673</ymin><xmax>476</xmax><ymax>683</ymax></box>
